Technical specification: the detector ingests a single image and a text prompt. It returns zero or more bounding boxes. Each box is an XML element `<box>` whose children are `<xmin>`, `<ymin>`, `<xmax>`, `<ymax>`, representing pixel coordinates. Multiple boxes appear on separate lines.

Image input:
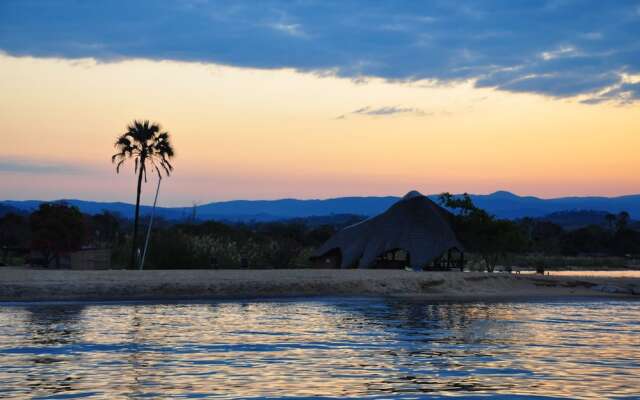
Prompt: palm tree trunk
<box><xmin>130</xmin><ymin>164</ymin><xmax>145</xmax><ymax>267</ymax></box>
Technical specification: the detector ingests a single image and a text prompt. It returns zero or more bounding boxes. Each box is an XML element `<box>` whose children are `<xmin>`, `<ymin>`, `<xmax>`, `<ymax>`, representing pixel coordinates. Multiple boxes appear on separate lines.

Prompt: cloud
<box><xmin>0</xmin><ymin>157</ymin><xmax>96</xmax><ymax>175</ymax></box>
<box><xmin>0</xmin><ymin>1</ymin><xmax>639</xmax><ymax>102</ymax></box>
<box><xmin>539</xmin><ymin>46</ymin><xmax>578</xmax><ymax>61</ymax></box>
<box><xmin>269</xmin><ymin>23</ymin><xmax>307</xmax><ymax>38</ymax></box>
<box><xmin>580</xmin><ymin>81</ymin><xmax>640</xmax><ymax>104</ymax></box>
<box><xmin>337</xmin><ymin>106</ymin><xmax>431</xmax><ymax>119</ymax></box>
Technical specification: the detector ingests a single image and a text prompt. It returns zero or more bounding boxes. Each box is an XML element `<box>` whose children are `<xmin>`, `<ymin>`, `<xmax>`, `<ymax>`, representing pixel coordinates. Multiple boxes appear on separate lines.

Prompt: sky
<box><xmin>0</xmin><ymin>0</ymin><xmax>639</xmax><ymax>205</ymax></box>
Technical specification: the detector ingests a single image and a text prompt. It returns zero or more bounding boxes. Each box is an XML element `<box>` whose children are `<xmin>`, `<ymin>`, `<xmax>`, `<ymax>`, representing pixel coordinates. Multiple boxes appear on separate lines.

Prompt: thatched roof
<box><xmin>313</xmin><ymin>191</ymin><xmax>462</xmax><ymax>268</ymax></box>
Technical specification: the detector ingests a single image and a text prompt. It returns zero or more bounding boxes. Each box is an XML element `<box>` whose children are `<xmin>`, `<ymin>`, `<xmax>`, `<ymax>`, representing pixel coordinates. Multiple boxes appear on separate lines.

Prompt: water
<box><xmin>522</xmin><ymin>270</ymin><xmax>640</xmax><ymax>278</ymax></box>
<box><xmin>1</xmin><ymin>298</ymin><xmax>639</xmax><ymax>399</ymax></box>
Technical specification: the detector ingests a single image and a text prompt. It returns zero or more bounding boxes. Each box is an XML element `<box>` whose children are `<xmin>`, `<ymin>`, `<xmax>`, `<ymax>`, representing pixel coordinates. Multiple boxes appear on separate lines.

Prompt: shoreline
<box><xmin>1</xmin><ymin>268</ymin><xmax>639</xmax><ymax>302</ymax></box>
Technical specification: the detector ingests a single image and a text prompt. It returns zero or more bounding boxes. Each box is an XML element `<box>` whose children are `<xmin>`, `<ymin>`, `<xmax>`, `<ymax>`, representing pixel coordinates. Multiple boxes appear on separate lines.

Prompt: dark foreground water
<box><xmin>0</xmin><ymin>298</ymin><xmax>639</xmax><ymax>399</ymax></box>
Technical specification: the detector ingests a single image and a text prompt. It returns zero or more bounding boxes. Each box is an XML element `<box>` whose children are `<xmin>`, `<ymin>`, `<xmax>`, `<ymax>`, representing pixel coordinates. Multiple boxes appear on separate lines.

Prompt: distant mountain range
<box><xmin>2</xmin><ymin>191</ymin><xmax>639</xmax><ymax>222</ymax></box>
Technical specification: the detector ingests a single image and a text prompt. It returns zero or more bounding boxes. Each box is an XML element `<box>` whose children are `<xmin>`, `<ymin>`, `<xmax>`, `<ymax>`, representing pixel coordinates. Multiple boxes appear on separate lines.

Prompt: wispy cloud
<box><xmin>539</xmin><ymin>45</ymin><xmax>578</xmax><ymax>61</ymax></box>
<box><xmin>336</xmin><ymin>106</ymin><xmax>432</xmax><ymax>119</ymax></box>
<box><xmin>580</xmin><ymin>82</ymin><xmax>640</xmax><ymax>104</ymax></box>
<box><xmin>269</xmin><ymin>22</ymin><xmax>307</xmax><ymax>38</ymax></box>
<box><xmin>0</xmin><ymin>157</ymin><xmax>96</xmax><ymax>175</ymax></box>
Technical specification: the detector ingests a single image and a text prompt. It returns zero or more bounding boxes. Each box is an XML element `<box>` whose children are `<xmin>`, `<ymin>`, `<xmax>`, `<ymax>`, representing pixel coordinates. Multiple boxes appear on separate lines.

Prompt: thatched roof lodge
<box><xmin>312</xmin><ymin>191</ymin><xmax>463</xmax><ymax>270</ymax></box>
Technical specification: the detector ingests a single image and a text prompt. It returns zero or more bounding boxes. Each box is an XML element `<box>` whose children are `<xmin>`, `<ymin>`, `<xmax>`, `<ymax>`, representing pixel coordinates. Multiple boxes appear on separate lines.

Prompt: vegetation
<box><xmin>0</xmin><ymin>197</ymin><xmax>638</xmax><ymax>270</ymax></box>
<box><xmin>110</xmin><ymin>219</ymin><xmax>336</xmax><ymax>269</ymax></box>
<box><xmin>112</xmin><ymin>120</ymin><xmax>175</xmax><ymax>266</ymax></box>
<box><xmin>439</xmin><ymin>193</ymin><xmax>526</xmax><ymax>271</ymax></box>
<box><xmin>0</xmin><ymin>212</ymin><xmax>30</xmax><ymax>265</ymax></box>
<box><xmin>439</xmin><ymin>193</ymin><xmax>640</xmax><ymax>271</ymax></box>
<box><xmin>29</xmin><ymin>203</ymin><xmax>86</xmax><ymax>268</ymax></box>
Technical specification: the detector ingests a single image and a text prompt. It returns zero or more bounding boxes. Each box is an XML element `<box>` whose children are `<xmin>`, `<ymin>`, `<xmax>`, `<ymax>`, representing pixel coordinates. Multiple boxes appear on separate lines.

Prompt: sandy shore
<box><xmin>1</xmin><ymin>268</ymin><xmax>639</xmax><ymax>302</ymax></box>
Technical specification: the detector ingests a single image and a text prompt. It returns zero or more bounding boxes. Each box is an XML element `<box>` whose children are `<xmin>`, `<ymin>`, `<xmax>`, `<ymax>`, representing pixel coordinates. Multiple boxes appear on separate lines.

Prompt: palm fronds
<box><xmin>111</xmin><ymin>120</ymin><xmax>175</xmax><ymax>178</ymax></box>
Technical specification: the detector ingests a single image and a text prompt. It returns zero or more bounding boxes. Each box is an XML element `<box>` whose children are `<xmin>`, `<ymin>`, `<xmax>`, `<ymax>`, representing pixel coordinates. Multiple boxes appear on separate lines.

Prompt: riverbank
<box><xmin>1</xmin><ymin>268</ymin><xmax>639</xmax><ymax>302</ymax></box>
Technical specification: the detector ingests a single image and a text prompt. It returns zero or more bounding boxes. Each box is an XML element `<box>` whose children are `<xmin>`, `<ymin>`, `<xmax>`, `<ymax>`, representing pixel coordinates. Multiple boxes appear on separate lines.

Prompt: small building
<box><xmin>69</xmin><ymin>247</ymin><xmax>111</xmax><ymax>270</ymax></box>
<box><xmin>30</xmin><ymin>247</ymin><xmax>111</xmax><ymax>270</ymax></box>
<box><xmin>311</xmin><ymin>191</ymin><xmax>463</xmax><ymax>270</ymax></box>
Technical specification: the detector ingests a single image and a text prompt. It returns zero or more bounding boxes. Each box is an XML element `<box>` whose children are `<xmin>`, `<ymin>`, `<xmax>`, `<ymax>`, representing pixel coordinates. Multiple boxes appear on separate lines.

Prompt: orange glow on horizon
<box><xmin>0</xmin><ymin>54</ymin><xmax>638</xmax><ymax>205</ymax></box>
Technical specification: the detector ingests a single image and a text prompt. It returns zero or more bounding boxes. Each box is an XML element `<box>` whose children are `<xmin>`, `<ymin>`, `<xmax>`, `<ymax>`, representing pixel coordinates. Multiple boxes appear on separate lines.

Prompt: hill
<box><xmin>2</xmin><ymin>191</ymin><xmax>639</xmax><ymax>222</ymax></box>
<box><xmin>0</xmin><ymin>204</ymin><xmax>27</xmax><ymax>217</ymax></box>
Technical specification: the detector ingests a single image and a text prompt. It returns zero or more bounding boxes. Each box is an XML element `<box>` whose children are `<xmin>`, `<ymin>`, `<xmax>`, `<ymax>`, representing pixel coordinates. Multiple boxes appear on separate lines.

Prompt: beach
<box><xmin>1</xmin><ymin>268</ymin><xmax>638</xmax><ymax>302</ymax></box>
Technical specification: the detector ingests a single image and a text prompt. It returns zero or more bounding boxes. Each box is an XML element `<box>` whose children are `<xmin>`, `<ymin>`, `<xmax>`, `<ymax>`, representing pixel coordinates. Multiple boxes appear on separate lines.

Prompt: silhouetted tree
<box><xmin>112</xmin><ymin>120</ymin><xmax>175</xmax><ymax>267</ymax></box>
<box><xmin>616</xmin><ymin>211</ymin><xmax>630</xmax><ymax>231</ymax></box>
<box><xmin>88</xmin><ymin>211</ymin><xmax>122</xmax><ymax>244</ymax></box>
<box><xmin>30</xmin><ymin>203</ymin><xmax>86</xmax><ymax>268</ymax></box>
<box><xmin>528</xmin><ymin>220</ymin><xmax>564</xmax><ymax>253</ymax></box>
<box><xmin>438</xmin><ymin>192</ymin><xmax>475</xmax><ymax>216</ymax></box>
<box><xmin>611</xmin><ymin>228</ymin><xmax>640</xmax><ymax>255</ymax></box>
<box><xmin>560</xmin><ymin>225</ymin><xmax>609</xmax><ymax>255</ymax></box>
<box><xmin>0</xmin><ymin>213</ymin><xmax>30</xmax><ymax>263</ymax></box>
<box><xmin>605</xmin><ymin>213</ymin><xmax>616</xmax><ymax>231</ymax></box>
<box><xmin>439</xmin><ymin>192</ymin><xmax>526</xmax><ymax>271</ymax></box>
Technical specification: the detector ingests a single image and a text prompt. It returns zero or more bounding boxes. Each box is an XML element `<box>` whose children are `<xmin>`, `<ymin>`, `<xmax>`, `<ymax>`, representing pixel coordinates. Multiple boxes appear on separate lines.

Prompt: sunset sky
<box><xmin>1</xmin><ymin>1</ymin><xmax>639</xmax><ymax>205</ymax></box>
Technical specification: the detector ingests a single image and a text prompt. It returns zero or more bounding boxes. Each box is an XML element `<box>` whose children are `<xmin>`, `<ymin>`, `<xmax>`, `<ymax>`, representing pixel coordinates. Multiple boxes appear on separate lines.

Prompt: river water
<box><xmin>523</xmin><ymin>270</ymin><xmax>640</xmax><ymax>278</ymax></box>
<box><xmin>0</xmin><ymin>297</ymin><xmax>639</xmax><ymax>399</ymax></box>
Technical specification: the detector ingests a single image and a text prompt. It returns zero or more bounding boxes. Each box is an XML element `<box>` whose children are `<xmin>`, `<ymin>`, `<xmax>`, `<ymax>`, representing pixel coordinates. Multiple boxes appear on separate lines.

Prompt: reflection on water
<box><xmin>0</xmin><ymin>298</ymin><xmax>639</xmax><ymax>399</ymax></box>
<box><xmin>520</xmin><ymin>270</ymin><xmax>640</xmax><ymax>278</ymax></box>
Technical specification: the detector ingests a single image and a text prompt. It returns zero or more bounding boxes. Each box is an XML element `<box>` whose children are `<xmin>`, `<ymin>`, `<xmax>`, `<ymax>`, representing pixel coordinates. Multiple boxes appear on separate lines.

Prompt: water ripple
<box><xmin>0</xmin><ymin>298</ymin><xmax>639</xmax><ymax>399</ymax></box>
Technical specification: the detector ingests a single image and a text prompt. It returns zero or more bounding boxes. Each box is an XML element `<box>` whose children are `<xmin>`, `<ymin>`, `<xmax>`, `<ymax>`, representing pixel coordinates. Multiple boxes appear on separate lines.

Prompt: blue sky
<box><xmin>1</xmin><ymin>0</ymin><xmax>639</xmax><ymax>103</ymax></box>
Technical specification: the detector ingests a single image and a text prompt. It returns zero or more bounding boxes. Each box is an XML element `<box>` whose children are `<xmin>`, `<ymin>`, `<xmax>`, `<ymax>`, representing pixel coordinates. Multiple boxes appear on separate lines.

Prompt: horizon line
<box><xmin>2</xmin><ymin>190</ymin><xmax>640</xmax><ymax>209</ymax></box>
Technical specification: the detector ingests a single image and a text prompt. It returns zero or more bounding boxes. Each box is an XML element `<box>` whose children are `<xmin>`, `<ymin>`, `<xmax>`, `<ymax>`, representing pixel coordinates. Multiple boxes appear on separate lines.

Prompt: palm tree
<box><xmin>112</xmin><ymin>120</ymin><xmax>175</xmax><ymax>267</ymax></box>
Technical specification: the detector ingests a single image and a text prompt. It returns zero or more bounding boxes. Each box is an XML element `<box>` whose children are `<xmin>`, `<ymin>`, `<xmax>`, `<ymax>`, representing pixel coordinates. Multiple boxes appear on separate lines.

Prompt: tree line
<box><xmin>0</xmin><ymin>204</ymin><xmax>343</xmax><ymax>268</ymax></box>
<box><xmin>438</xmin><ymin>192</ymin><xmax>640</xmax><ymax>271</ymax></box>
<box><xmin>1</xmin><ymin>199</ymin><xmax>638</xmax><ymax>269</ymax></box>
